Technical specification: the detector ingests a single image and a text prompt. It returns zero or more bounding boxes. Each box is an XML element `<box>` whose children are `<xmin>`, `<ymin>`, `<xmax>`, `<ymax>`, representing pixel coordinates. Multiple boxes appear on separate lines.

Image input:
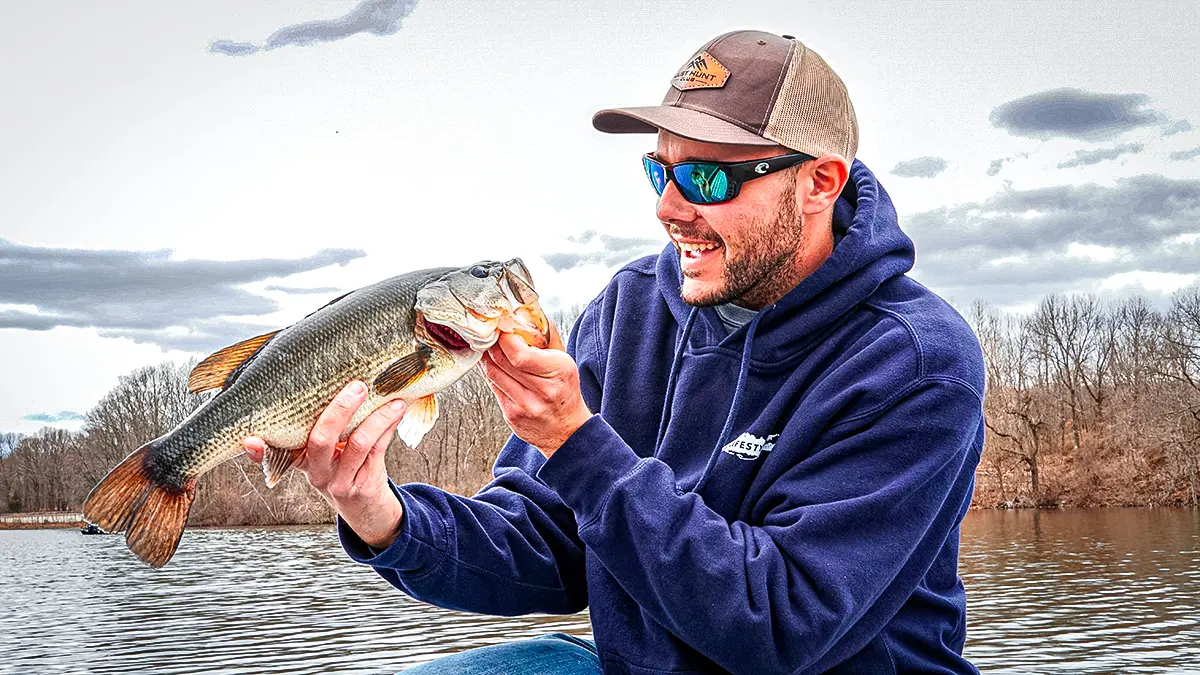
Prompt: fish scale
<box><xmin>82</xmin><ymin>259</ymin><xmax>549</xmax><ymax>568</ymax></box>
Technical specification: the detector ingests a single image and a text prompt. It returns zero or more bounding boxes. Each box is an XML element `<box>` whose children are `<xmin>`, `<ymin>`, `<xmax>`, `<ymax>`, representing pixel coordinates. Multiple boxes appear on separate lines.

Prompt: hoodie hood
<box><xmin>656</xmin><ymin>159</ymin><xmax>915</xmax><ymax>363</ymax></box>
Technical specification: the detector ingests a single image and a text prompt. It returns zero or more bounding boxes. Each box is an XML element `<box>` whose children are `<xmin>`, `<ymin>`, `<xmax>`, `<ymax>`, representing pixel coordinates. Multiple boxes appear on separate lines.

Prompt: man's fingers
<box><xmin>481</xmin><ymin>357</ymin><xmax>517</xmax><ymax>408</ymax></box>
<box><xmin>487</xmin><ymin>343</ymin><xmax>558</xmax><ymax>395</ymax></box>
<box><xmin>496</xmin><ymin>333</ymin><xmax>556</xmax><ymax>376</ymax></box>
<box><xmin>308</xmin><ymin>381</ymin><xmax>368</xmax><ymax>471</ymax></box>
<box><xmin>355</xmin><ymin>415</ymin><xmax>401</xmax><ymax>486</ymax></box>
<box><xmin>337</xmin><ymin>399</ymin><xmax>406</xmax><ymax>474</ymax></box>
<box><xmin>481</xmin><ymin>352</ymin><xmax>527</xmax><ymax>404</ymax></box>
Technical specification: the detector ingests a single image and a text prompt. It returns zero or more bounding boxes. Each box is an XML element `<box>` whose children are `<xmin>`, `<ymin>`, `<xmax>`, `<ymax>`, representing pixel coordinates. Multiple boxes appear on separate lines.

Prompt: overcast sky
<box><xmin>3</xmin><ymin>0</ymin><xmax>1199</xmax><ymax>435</ymax></box>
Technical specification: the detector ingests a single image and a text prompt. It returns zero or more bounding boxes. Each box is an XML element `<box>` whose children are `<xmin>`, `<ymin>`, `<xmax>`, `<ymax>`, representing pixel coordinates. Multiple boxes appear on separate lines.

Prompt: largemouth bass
<box><xmin>83</xmin><ymin>258</ymin><xmax>549</xmax><ymax>568</ymax></box>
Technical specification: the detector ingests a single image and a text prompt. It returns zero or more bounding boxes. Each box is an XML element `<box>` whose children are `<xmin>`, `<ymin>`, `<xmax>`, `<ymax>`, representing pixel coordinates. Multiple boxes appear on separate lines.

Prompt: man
<box><xmin>246</xmin><ymin>30</ymin><xmax>985</xmax><ymax>673</ymax></box>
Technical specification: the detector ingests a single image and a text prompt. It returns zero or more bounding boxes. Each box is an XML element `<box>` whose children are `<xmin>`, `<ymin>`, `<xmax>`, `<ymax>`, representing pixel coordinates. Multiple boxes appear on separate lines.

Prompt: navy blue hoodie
<box><xmin>340</xmin><ymin>160</ymin><xmax>985</xmax><ymax>674</ymax></box>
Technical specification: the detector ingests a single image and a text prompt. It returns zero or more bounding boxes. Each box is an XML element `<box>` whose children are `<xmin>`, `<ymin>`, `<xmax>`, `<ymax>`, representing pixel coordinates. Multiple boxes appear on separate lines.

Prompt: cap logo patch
<box><xmin>671</xmin><ymin>51</ymin><xmax>730</xmax><ymax>91</ymax></box>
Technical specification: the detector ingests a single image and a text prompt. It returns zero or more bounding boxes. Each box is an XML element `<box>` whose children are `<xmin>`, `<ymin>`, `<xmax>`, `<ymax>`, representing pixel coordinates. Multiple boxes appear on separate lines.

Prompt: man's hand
<box><xmin>479</xmin><ymin>323</ymin><xmax>592</xmax><ymax>458</ymax></box>
<box><xmin>243</xmin><ymin>380</ymin><xmax>406</xmax><ymax>549</ymax></box>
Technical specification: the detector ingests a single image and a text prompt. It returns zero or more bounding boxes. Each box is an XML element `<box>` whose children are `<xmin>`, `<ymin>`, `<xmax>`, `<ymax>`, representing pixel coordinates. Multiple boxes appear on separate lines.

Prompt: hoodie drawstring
<box><xmin>691</xmin><ymin>310</ymin><xmax>764</xmax><ymax>493</ymax></box>
<box><xmin>653</xmin><ymin>306</ymin><xmax>767</xmax><ymax>494</ymax></box>
<box><xmin>653</xmin><ymin>307</ymin><xmax>698</xmax><ymax>455</ymax></box>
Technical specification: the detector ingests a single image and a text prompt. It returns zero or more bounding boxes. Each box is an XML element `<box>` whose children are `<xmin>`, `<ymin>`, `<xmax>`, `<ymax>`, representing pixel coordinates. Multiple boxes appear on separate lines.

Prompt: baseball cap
<box><xmin>593</xmin><ymin>30</ymin><xmax>858</xmax><ymax>161</ymax></box>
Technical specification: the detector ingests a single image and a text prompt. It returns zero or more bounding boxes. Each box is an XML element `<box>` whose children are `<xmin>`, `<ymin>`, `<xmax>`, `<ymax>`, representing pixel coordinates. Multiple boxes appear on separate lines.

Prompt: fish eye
<box><xmin>469</xmin><ymin>265</ymin><xmax>489</xmax><ymax>279</ymax></box>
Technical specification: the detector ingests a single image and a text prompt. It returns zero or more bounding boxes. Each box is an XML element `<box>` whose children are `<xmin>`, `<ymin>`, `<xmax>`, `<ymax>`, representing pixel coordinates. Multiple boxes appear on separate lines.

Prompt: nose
<box><xmin>655</xmin><ymin>180</ymin><xmax>699</xmax><ymax>226</ymax></box>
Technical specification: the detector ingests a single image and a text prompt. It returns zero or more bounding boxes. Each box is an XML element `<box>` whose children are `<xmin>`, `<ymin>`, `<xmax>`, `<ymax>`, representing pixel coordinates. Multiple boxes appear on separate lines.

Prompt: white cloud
<box><xmin>1065</xmin><ymin>242</ymin><xmax>1120</xmax><ymax>262</ymax></box>
<box><xmin>1099</xmin><ymin>271</ymin><xmax>1199</xmax><ymax>294</ymax></box>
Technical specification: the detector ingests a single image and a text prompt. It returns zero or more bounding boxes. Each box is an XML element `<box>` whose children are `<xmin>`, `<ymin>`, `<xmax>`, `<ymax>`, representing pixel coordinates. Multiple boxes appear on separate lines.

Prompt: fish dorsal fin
<box><xmin>397</xmin><ymin>394</ymin><xmax>439</xmax><ymax>448</ymax></box>
<box><xmin>189</xmin><ymin>330</ymin><xmax>281</xmax><ymax>394</ymax></box>
<box><xmin>187</xmin><ymin>290</ymin><xmax>352</xmax><ymax>395</ymax></box>
<box><xmin>373</xmin><ymin>347</ymin><xmax>432</xmax><ymax>396</ymax></box>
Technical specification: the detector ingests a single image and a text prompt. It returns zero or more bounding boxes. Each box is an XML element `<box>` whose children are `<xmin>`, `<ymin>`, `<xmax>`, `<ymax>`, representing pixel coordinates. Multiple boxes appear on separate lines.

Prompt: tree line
<box><xmin>1</xmin><ymin>291</ymin><xmax>1198</xmax><ymax>522</ymax></box>
<box><xmin>0</xmin><ymin>305</ymin><xmax>586</xmax><ymax>522</ymax></box>
<box><xmin>969</xmin><ymin>285</ymin><xmax>1200</xmax><ymax>507</ymax></box>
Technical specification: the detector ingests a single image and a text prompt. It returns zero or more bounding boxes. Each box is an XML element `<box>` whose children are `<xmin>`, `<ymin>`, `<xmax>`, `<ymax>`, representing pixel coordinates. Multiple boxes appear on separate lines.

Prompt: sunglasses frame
<box><xmin>642</xmin><ymin>151</ymin><xmax>816</xmax><ymax>204</ymax></box>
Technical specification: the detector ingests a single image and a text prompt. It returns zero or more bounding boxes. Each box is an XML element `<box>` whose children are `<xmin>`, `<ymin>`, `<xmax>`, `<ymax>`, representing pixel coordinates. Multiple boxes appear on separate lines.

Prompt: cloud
<box><xmin>209</xmin><ymin>40</ymin><xmax>260</xmax><ymax>56</ymax></box>
<box><xmin>985</xmin><ymin>153</ymin><xmax>1030</xmax><ymax>177</ymax></box>
<box><xmin>891</xmin><ymin>156</ymin><xmax>949</xmax><ymax>179</ymax></box>
<box><xmin>263</xmin><ymin>284</ymin><xmax>342</xmax><ymax>294</ymax></box>
<box><xmin>0</xmin><ymin>240</ymin><xmax>363</xmax><ymax>352</ymax></box>
<box><xmin>209</xmin><ymin>0</ymin><xmax>419</xmax><ymax>56</ymax></box>
<box><xmin>1169</xmin><ymin>147</ymin><xmax>1200</xmax><ymax>161</ymax></box>
<box><xmin>1163</xmin><ymin>120</ymin><xmax>1192</xmax><ymax>136</ymax></box>
<box><xmin>904</xmin><ymin>174</ymin><xmax>1200</xmax><ymax>306</ymax></box>
<box><xmin>989</xmin><ymin>88</ymin><xmax>1167</xmax><ymax>141</ymax></box>
<box><xmin>22</xmin><ymin>411</ymin><xmax>85</xmax><ymax>423</ymax></box>
<box><xmin>543</xmin><ymin>234</ymin><xmax>663</xmax><ymax>272</ymax></box>
<box><xmin>1056</xmin><ymin>142</ymin><xmax>1144</xmax><ymax>169</ymax></box>
<box><xmin>567</xmin><ymin>230</ymin><xmax>597</xmax><ymax>245</ymax></box>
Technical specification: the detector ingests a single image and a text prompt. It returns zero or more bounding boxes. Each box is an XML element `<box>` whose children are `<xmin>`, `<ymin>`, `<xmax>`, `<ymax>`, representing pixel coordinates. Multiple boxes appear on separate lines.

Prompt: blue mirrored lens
<box><xmin>643</xmin><ymin>156</ymin><xmax>668</xmax><ymax>195</ymax></box>
<box><xmin>672</xmin><ymin>163</ymin><xmax>730</xmax><ymax>203</ymax></box>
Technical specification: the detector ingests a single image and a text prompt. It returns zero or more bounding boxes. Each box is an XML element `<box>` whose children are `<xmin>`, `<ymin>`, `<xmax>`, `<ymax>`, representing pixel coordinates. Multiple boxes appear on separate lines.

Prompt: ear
<box><xmin>799</xmin><ymin>155</ymin><xmax>850</xmax><ymax>216</ymax></box>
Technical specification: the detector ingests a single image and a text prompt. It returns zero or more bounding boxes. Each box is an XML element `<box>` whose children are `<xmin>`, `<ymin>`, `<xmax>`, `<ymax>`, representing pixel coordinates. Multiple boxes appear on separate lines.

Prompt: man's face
<box><xmin>653</xmin><ymin>132</ymin><xmax>805</xmax><ymax>309</ymax></box>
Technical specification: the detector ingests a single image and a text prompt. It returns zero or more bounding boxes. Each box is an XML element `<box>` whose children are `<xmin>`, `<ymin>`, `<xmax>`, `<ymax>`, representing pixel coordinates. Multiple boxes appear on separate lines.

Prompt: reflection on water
<box><xmin>959</xmin><ymin>508</ymin><xmax>1200</xmax><ymax>674</ymax></box>
<box><xmin>0</xmin><ymin>508</ymin><xmax>1197</xmax><ymax>674</ymax></box>
<box><xmin>0</xmin><ymin>527</ymin><xmax>590</xmax><ymax>674</ymax></box>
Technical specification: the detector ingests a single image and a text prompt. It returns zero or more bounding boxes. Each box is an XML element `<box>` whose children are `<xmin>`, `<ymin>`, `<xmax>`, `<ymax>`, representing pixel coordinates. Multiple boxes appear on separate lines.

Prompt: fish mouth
<box><xmin>424</xmin><ymin>318</ymin><xmax>473</xmax><ymax>353</ymax></box>
<box><xmin>419</xmin><ymin>306</ymin><xmax>503</xmax><ymax>354</ymax></box>
<box><xmin>414</xmin><ymin>258</ymin><xmax>551</xmax><ymax>352</ymax></box>
<box><xmin>420</xmin><ymin>303</ymin><xmax>547</xmax><ymax>354</ymax></box>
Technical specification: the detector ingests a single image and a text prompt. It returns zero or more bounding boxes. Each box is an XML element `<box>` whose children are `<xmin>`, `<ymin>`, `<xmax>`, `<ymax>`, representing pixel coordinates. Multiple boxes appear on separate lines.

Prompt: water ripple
<box><xmin>958</xmin><ymin>508</ymin><xmax>1200</xmax><ymax>674</ymax></box>
<box><xmin>2</xmin><ymin>508</ymin><xmax>1197</xmax><ymax>673</ymax></box>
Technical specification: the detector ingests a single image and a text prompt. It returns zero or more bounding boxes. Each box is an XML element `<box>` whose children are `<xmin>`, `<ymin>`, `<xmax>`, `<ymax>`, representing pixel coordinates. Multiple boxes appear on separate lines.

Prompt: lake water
<box><xmin>1</xmin><ymin>508</ymin><xmax>1197</xmax><ymax>674</ymax></box>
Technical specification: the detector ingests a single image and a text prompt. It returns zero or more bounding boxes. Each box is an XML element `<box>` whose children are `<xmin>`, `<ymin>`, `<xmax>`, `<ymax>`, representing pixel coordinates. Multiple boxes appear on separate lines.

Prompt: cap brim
<box><xmin>592</xmin><ymin>105</ymin><xmax>777</xmax><ymax>147</ymax></box>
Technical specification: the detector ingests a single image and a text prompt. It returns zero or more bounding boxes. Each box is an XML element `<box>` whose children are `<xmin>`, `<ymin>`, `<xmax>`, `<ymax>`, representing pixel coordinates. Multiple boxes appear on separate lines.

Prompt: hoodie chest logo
<box><xmin>721</xmin><ymin>433</ymin><xmax>779</xmax><ymax>461</ymax></box>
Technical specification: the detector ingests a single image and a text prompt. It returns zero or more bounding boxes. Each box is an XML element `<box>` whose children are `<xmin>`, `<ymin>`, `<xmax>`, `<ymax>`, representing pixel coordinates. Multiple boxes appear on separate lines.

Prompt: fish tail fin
<box><xmin>82</xmin><ymin>443</ymin><xmax>196</xmax><ymax>568</ymax></box>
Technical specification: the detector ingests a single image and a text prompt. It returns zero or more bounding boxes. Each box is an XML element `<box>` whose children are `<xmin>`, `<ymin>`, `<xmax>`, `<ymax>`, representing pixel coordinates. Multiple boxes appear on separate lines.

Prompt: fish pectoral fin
<box><xmin>396</xmin><ymin>394</ymin><xmax>439</xmax><ymax>448</ymax></box>
<box><xmin>262</xmin><ymin>445</ymin><xmax>305</xmax><ymax>489</ymax></box>
<box><xmin>188</xmin><ymin>330</ymin><xmax>281</xmax><ymax>394</ymax></box>
<box><xmin>373</xmin><ymin>347</ymin><xmax>432</xmax><ymax>396</ymax></box>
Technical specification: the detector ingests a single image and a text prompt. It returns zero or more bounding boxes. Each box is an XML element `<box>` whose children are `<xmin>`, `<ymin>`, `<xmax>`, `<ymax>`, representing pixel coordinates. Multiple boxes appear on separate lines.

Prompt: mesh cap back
<box><xmin>593</xmin><ymin>30</ymin><xmax>858</xmax><ymax>161</ymax></box>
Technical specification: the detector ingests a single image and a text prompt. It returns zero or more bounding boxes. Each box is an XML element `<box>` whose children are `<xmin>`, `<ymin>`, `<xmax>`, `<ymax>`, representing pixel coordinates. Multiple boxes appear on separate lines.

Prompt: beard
<box><xmin>680</xmin><ymin>181</ymin><xmax>804</xmax><ymax>308</ymax></box>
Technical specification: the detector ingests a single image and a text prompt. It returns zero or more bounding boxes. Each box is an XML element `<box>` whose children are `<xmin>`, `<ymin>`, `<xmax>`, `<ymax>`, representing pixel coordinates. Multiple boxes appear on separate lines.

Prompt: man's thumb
<box><xmin>547</xmin><ymin>320</ymin><xmax>566</xmax><ymax>351</ymax></box>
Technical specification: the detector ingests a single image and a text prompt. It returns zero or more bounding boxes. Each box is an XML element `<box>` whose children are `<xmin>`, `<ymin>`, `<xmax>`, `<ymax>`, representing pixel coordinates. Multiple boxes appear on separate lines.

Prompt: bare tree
<box><xmin>973</xmin><ymin>302</ymin><xmax>1052</xmax><ymax>504</ymax></box>
<box><xmin>1028</xmin><ymin>295</ymin><xmax>1105</xmax><ymax>453</ymax></box>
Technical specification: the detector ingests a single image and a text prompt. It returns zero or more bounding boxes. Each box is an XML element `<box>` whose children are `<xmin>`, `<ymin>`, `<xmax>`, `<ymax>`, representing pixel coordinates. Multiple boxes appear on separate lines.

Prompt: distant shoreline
<box><xmin>5</xmin><ymin>503</ymin><xmax>1199</xmax><ymax>532</ymax></box>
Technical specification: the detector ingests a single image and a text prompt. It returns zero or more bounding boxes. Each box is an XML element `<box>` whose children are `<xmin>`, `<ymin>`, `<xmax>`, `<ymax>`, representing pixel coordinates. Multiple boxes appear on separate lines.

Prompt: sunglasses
<box><xmin>642</xmin><ymin>151</ymin><xmax>815</xmax><ymax>205</ymax></box>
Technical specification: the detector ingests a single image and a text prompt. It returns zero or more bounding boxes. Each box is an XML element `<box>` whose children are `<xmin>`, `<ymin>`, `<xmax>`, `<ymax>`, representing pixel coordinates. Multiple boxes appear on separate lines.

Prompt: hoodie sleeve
<box><xmin>336</xmin><ymin>302</ymin><xmax>605</xmax><ymax>617</ymax></box>
<box><xmin>535</xmin><ymin>376</ymin><xmax>983</xmax><ymax>674</ymax></box>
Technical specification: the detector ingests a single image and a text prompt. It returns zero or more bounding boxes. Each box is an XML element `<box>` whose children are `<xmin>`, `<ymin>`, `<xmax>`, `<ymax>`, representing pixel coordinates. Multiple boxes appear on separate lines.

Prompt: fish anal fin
<box><xmin>263</xmin><ymin>445</ymin><xmax>305</xmax><ymax>488</ymax></box>
<box><xmin>373</xmin><ymin>347</ymin><xmax>431</xmax><ymax>396</ymax></box>
<box><xmin>396</xmin><ymin>394</ymin><xmax>439</xmax><ymax>448</ymax></box>
<box><xmin>82</xmin><ymin>443</ymin><xmax>197</xmax><ymax>568</ymax></box>
<box><xmin>188</xmin><ymin>330</ymin><xmax>281</xmax><ymax>394</ymax></box>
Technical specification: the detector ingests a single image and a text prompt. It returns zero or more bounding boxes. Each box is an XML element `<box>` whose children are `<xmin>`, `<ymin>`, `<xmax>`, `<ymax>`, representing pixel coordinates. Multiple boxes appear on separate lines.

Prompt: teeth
<box><xmin>678</xmin><ymin>242</ymin><xmax>719</xmax><ymax>252</ymax></box>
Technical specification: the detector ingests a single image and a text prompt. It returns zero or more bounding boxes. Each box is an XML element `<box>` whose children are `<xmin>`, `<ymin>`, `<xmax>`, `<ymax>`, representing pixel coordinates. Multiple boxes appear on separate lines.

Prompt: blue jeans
<box><xmin>401</xmin><ymin>633</ymin><xmax>600</xmax><ymax>674</ymax></box>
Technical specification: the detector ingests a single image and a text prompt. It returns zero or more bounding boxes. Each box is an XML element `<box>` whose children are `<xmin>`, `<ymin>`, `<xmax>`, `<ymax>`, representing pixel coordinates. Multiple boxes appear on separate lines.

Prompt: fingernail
<box><xmin>347</xmin><ymin>381</ymin><xmax>366</xmax><ymax>397</ymax></box>
<box><xmin>390</xmin><ymin>400</ymin><xmax>406</xmax><ymax>412</ymax></box>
